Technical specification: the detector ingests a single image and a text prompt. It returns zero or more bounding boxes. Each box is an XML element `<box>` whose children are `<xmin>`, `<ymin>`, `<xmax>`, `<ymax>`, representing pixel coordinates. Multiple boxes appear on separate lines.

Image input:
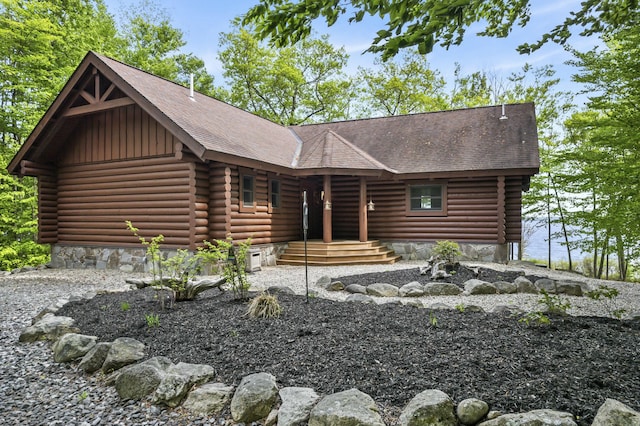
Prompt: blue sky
<box><xmin>104</xmin><ymin>0</ymin><xmax>599</xmax><ymax>107</ymax></box>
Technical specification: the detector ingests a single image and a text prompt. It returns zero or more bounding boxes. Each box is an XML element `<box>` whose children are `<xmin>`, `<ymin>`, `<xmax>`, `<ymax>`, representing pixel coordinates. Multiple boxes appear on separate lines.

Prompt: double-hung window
<box><xmin>407</xmin><ymin>182</ymin><xmax>447</xmax><ymax>216</ymax></box>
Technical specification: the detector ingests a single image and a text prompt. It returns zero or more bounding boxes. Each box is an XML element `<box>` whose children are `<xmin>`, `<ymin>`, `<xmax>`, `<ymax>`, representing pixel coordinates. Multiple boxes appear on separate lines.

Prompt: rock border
<box><xmin>17</xmin><ymin>280</ymin><xmax>640</xmax><ymax>426</ymax></box>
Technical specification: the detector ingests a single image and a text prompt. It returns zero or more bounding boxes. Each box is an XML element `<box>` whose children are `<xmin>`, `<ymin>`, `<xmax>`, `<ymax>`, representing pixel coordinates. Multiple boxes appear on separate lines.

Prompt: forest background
<box><xmin>1</xmin><ymin>0</ymin><xmax>638</xmax><ymax>280</ymax></box>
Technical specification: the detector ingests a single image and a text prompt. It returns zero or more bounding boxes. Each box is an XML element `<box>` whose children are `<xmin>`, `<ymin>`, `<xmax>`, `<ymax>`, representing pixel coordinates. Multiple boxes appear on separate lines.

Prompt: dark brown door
<box><xmin>300</xmin><ymin>178</ymin><xmax>323</xmax><ymax>240</ymax></box>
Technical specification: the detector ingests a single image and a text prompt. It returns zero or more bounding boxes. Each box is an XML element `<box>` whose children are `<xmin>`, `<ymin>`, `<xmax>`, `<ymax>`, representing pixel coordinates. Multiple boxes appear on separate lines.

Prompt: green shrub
<box><xmin>145</xmin><ymin>313</ymin><xmax>160</xmax><ymax>328</ymax></box>
<box><xmin>432</xmin><ymin>240</ymin><xmax>462</xmax><ymax>264</ymax></box>
<box><xmin>0</xmin><ymin>241</ymin><xmax>50</xmax><ymax>271</ymax></box>
<box><xmin>199</xmin><ymin>237</ymin><xmax>252</xmax><ymax>300</ymax></box>
<box><xmin>519</xmin><ymin>311</ymin><xmax>550</xmax><ymax>326</ymax></box>
<box><xmin>538</xmin><ymin>289</ymin><xmax>571</xmax><ymax>316</ymax></box>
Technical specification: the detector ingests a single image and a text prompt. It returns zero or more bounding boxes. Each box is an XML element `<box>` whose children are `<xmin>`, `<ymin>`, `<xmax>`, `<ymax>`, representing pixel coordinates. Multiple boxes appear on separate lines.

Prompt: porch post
<box><xmin>323</xmin><ymin>175</ymin><xmax>332</xmax><ymax>243</ymax></box>
<box><xmin>359</xmin><ymin>177</ymin><xmax>368</xmax><ymax>242</ymax></box>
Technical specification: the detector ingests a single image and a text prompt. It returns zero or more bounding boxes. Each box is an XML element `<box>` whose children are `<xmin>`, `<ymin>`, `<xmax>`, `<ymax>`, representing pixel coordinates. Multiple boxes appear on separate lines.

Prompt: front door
<box><xmin>300</xmin><ymin>178</ymin><xmax>323</xmax><ymax>240</ymax></box>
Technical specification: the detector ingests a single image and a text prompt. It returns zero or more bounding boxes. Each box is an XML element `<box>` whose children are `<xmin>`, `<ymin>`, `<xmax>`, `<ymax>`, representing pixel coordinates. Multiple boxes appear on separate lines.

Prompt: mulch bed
<box><xmin>57</xmin><ymin>267</ymin><xmax>640</xmax><ymax>425</ymax></box>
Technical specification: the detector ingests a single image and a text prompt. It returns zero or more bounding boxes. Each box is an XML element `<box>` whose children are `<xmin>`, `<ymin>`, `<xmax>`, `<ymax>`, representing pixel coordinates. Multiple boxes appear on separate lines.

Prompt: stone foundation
<box><xmin>382</xmin><ymin>241</ymin><xmax>509</xmax><ymax>263</ymax></box>
<box><xmin>50</xmin><ymin>243</ymin><xmax>290</xmax><ymax>272</ymax></box>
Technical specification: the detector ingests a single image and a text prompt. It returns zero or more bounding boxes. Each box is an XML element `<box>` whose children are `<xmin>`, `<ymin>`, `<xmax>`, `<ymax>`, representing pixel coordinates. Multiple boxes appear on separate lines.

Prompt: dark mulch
<box><xmin>57</xmin><ymin>268</ymin><xmax>640</xmax><ymax>425</ymax></box>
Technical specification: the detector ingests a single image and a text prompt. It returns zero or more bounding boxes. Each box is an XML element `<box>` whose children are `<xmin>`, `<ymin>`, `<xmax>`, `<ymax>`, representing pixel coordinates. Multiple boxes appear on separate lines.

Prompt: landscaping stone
<box><xmin>367</xmin><ymin>283</ymin><xmax>399</xmax><ymax>297</ymax></box>
<box><xmin>309</xmin><ymin>388</ymin><xmax>384</xmax><ymax>426</ymax></box>
<box><xmin>78</xmin><ymin>341</ymin><xmax>112</xmax><ymax>374</ymax></box>
<box><xmin>52</xmin><ymin>333</ymin><xmax>97</xmax><ymax>363</ymax></box>
<box><xmin>464</xmin><ymin>279</ymin><xmax>498</xmax><ymax>295</ymax></box>
<box><xmin>478</xmin><ymin>409</ymin><xmax>577</xmax><ymax>425</ymax></box>
<box><xmin>428</xmin><ymin>302</ymin><xmax>453</xmax><ymax>310</ymax></box>
<box><xmin>345</xmin><ymin>284</ymin><xmax>367</xmax><ymax>294</ymax></box>
<box><xmin>153</xmin><ymin>362</ymin><xmax>215</xmax><ymax>407</ymax></box>
<box><xmin>399</xmin><ymin>281</ymin><xmax>425</xmax><ymax>297</ymax></box>
<box><xmin>182</xmin><ymin>382</ymin><xmax>234</xmax><ymax>415</ymax></box>
<box><xmin>315</xmin><ymin>276</ymin><xmax>331</xmax><ymax>288</ymax></box>
<box><xmin>278</xmin><ymin>387</ymin><xmax>320</xmax><ymax>426</ymax></box>
<box><xmin>32</xmin><ymin>298</ymin><xmax>69</xmax><ymax>323</ymax></box>
<box><xmin>514</xmin><ymin>276</ymin><xmax>537</xmax><ymax>293</ymax></box>
<box><xmin>535</xmin><ymin>279</ymin><xmax>586</xmax><ymax>296</ymax></box>
<box><xmin>591</xmin><ymin>398</ymin><xmax>640</xmax><ymax>426</ymax></box>
<box><xmin>267</xmin><ymin>285</ymin><xmax>296</xmax><ymax>295</ymax></box>
<box><xmin>101</xmin><ymin>337</ymin><xmax>146</xmax><ymax>373</ymax></box>
<box><xmin>493</xmin><ymin>281</ymin><xmax>517</xmax><ymax>294</ymax></box>
<box><xmin>465</xmin><ymin>305</ymin><xmax>486</xmax><ymax>313</ymax></box>
<box><xmin>423</xmin><ymin>282</ymin><xmax>463</xmax><ymax>296</ymax></box>
<box><xmin>457</xmin><ymin>398</ymin><xmax>490</xmax><ymax>425</ymax></box>
<box><xmin>19</xmin><ymin>314</ymin><xmax>80</xmax><ymax>342</ymax></box>
<box><xmin>114</xmin><ymin>356</ymin><xmax>172</xmax><ymax>400</ymax></box>
<box><xmin>326</xmin><ymin>281</ymin><xmax>346</xmax><ymax>291</ymax></box>
<box><xmin>403</xmin><ymin>299</ymin><xmax>424</xmax><ymax>308</ymax></box>
<box><xmin>230</xmin><ymin>372</ymin><xmax>278</xmax><ymax>423</ymax></box>
<box><xmin>399</xmin><ymin>389</ymin><xmax>456</xmax><ymax>426</ymax></box>
<box><xmin>346</xmin><ymin>294</ymin><xmax>376</xmax><ymax>304</ymax></box>
<box><xmin>492</xmin><ymin>305</ymin><xmax>525</xmax><ymax>316</ymax></box>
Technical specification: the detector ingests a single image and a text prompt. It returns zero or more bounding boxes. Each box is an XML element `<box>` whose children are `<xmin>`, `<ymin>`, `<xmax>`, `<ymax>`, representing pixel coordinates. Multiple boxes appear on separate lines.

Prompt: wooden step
<box><xmin>277</xmin><ymin>240</ymin><xmax>401</xmax><ymax>266</ymax></box>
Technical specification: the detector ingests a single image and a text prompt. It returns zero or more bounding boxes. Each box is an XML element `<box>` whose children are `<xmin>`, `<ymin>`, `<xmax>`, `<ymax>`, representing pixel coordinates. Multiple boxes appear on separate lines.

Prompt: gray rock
<box><xmin>457</xmin><ymin>398</ymin><xmax>490</xmax><ymax>425</ymax></box>
<box><xmin>399</xmin><ymin>282</ymin><xmax>425</xmax><ymax>297</ymax></box>
<box><xmin>429</xmin><ymin>303</ymin><xmax>454</xmax><ymax>311</ymax></box>
<box><xmin>403</xmin><ymin>299</ymin><xmax>424</xmax><ymax>308</ymax></box>
<box><xmin>346</xmin><ymin>294</ymin><xmax>376</xmax><ymax>304</ymax></box>
<box><xmin>423</xmin><ymin>282</ymin><xmax>462</xmax><ymax>296</ymax></box>
<box><xmin>478</xmin><ymin>409</ymin><xmax>577</xmax><ymax>426</ymax></box>
<box><xmin>182</xmin><ymin>382</ymin><xmax>234</xmax><ymax>415</ymax></box>
<box><xmin>267</xmin><ymin>286</ymin><xmax>296</xmax><ymax>295</ymax></box>
<box><xmin>399</xmin><ymin>389</ymin><xmax>456</xmax><ymax>426</ymax></box>
<box><xmin>367</xmin><ymin>283</ymin><xmax>399</xmax><ymax>297</ymax></box>
<box><xmin>309</xmin><ymin>388</ymin><xmax>384</xmax><ymax>426</ymax></box>
<box><xmin>52</xmin><ymin>333</ymin><xmax>97</xmax><ymax>363</ymax></box>
<box><xmin>492</xmin><ymin>305</ymin><xmax>525</xmax><ymax>316</ymax></box>
<box><xmin>19</xmin><ymin>314</ymin><xmax>80</xmax><ymax>342</ymax></box>
<box><xmin>230</xmin><ymin>372</ymin><xmax>278</xmax><ymax>423</ymax></box>
<box><xmin>101</xmin><ymin>337</ymin><xmax>146</xmax><ymax>373</ymax></box>
<box><xmin>515</xmin><ymin>276</ymin><xmax>537</xmax><ymax>294</ymax></box>
<box><xmin>465</xmin><ymin>305</ymin><xmax>486</xmax><ymax>313</ymax></box>
<box><xmin>345</xmin><ymin>284</ymin><xmax>368</xmax><ymax>294</ymax></box>
<box><xmin>153</xmin><ymin>362</ymin><xmax>215</xmax><ymax>407</ymax></box>
<box><xmin>591</xmin><ymin>398</ymin><xmax>640</xmax><ymax>426</ymax></box>
<box><xmin>493</xmin><ymin>281</ymin><xmax>517</xmax><ymax>294</ymax></box>
<box><xmin>316</xmin><ymin>276</ymin><xmax>332</xmax><ymax>288</ymax></box>
<box><xmin>535</xmin><ymin>278</ymin><xmax>585</xmax><ymax>296</ymax></box>
<box><xmin>278</xmin><ymin>387</ymin><xmax>321</xmax><ymax>426</ymax></box>
<box><xmin>32</xmin><ymin>298</ymin><xmax>69</xmax><ymax>324</ymax></box>
<box><xmin>78</xmin><ymin>342</ymin><xmax>113</xmax><ymax>374</ymax></box>
<box><xmin>464</xmin><ymin>279</ymin><xmax>497</xmax><ymax>295</ymax></box>
<box><xmin>326</xmin><ymin>281</ymin><xmax>346</xmax><ymax>291</ymax></box>
<box><xmin>114</xmin><ymin>356</ymin><xmax>172</xmax><ymax>400</ymax></box>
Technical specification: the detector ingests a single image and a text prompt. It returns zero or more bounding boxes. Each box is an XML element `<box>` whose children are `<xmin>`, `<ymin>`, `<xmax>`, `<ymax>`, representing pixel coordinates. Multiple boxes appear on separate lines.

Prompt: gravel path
<box><xmin>1</xmin><ymin>262</ymin><xmax>639</xmax><ymax>425</ymax></box>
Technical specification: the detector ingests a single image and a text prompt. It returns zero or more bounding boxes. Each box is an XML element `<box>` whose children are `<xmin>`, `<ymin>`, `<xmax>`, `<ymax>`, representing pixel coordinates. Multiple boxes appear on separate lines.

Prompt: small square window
<box><xmin>406</xmin><ymin>182</ymin><xmax>447</xmax><ymax>216</ymax></box>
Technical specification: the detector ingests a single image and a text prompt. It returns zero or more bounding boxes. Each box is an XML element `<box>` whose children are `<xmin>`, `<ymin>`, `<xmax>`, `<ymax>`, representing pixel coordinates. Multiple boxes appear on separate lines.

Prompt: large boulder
<box><xmin>309</xmin><ymin>388</ymin><xmax>384</xmax><ymax>426</ymax></box>
<box><xmin>399</xmin><ymin>389</ymin><xmax>456</xmax><ymax>426</ymax></box>
<box><xmin>457</xmin><ymin>398</ymin><xmax>490</xmax><ymax>425</ymax></box>
<box><xmin>493</xmin><ymin>281</ymin><xmax>517</xmax><ymax>294</ymax></box>
<box><xmin>78</xmin><ymin>342</ymin><xmax>113</xmax><ymax>374</ymax></box>
<box><xmin>591</xmin><ymin>398</ymin><xmax>640</xmax><ymax>426</ymax></box>
<box><xmin>101</xmin><ymin>337</ymin><xmax>146</xmax><ymax>373</ymax></box>
<box><xmin>345</xmin><ymin>284</ymin><xmax>367</xmax><ymax>295</ymax></box>
<box><xmin>514</xmin><ymin>276</ymin><xmax>537</xmax><ymax>294</ymax></box>
<box><xmin>278</xmin><ymin>387</ymin><xmax>321</xmax><ymax>426</ymax></box>
<box><xmin>535</xmin><ymin>279</ymin><xmax>585</xmax><ymax>296</ymax></box>
<box><xmin>182</xmin><ymin>383</ymin><xmax>234</xmax><ymax>415</ymax></box>
<box><xmin>423</xmin><ymin>283</ymin><xmax>462</xmax><ymax>296</ymax></box>
<box><xmin>367</xmin><ymin>283</ymin><xmax>399</xmax><ymax>297</ymax></box>
<box><xmin>19</xmin><ymin>314</ymin><xmax>80</xmax><ymax>342</ymax></box>
<box><xmin>326</xmin><ymin>281</ymin><xmax>346</xmax><ymax>291</ymax></box>
<box><xmin>399</xmin><ymin>282</ymin><xmax>425</xmax><ymax>297</ymax></box>
<box><xmin>114</xmin><ymin>356</ymin><xmax>173</xmax><ymax>400</ymax></box>
<box><xmin>52</xmin><ymin>333</ymin><xmax>97</xmax><ymax>363</ymax></box>
<box><xmin>464</xmin><ymin>279</ymin><xmax>497</xmax><ymax>295</ymax></box>
<box><xmin>478</xmin><ymin>409</ymin><xmax>577</xmax><ymax>426</ymax></box>
<box><xmin>230</xmin><ymin>372</ymin><xmax>279</xmax><ymax>423</ymax></box>
<box><xmin>153</xmin><ymin>362</ymin><xmax>216</xmax><ymax>407</ymax></box>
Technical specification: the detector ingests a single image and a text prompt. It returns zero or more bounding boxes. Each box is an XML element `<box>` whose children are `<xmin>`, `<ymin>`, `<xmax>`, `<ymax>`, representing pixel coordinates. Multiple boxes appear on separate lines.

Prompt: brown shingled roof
<box><xmin>8</xmin><ymin>52</ymin><xmax>539</xmax><ymax>178</ymax></box>
<box><xmin>290</xmin><ymin>104</ymin><xmax>540</xmax><ymax>175</ymax></box>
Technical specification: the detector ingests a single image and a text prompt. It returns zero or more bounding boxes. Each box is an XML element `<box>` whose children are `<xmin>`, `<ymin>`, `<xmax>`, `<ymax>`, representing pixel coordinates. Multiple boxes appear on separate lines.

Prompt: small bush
<box><xmin>432</xmin><ymin>240</ymin><xmax>462</xmax><ymax>265</ymax></box>
<box><xmin>120</xmin><ymin>301</ymin><xmax>130</xmax><ymax>311</ymax></box>
<box><xmin>519</xmin><ymin>311</ymin><xmax>550</xmax><ymax>326</ymax></box>
<box><xmin>246</xmin><ymin>292</ymin><xmax>282</xmax><ymax>319</ymax></box>
<box><xmin>538</xmin><ymin>289</ymin><xmax>571</xmax><ymax>316</ymax></box>
<box><xmin>145</xmin><ymin>313</ymin><xmax>160</xmax><ymax>328</ymax></box>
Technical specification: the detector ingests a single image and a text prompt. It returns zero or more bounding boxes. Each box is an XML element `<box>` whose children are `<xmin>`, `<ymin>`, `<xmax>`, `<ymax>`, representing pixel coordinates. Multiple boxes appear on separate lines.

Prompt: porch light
<box><xmin>368</xmin><ymin>199</ymin><xmax>375</xmax><ymax>211</ymax></box>
<box><xmin>324</xmin><ymin>200</ymin><xmax>332</xmax><ymax>210</ymax></box>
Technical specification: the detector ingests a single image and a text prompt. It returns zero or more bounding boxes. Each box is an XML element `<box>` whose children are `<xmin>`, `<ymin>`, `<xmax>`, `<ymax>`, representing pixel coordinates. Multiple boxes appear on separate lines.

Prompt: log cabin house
<box><xmin>7</xmin><ymin>52</ymin><xmax>540</xmax><ymax>269</ymax></box>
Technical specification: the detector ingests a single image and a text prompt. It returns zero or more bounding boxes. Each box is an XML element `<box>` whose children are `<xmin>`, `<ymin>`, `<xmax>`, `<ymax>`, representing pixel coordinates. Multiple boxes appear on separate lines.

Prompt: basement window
<box><xmin>240</xmin><ymin>173</ymin><xmax>256</xmax><ymax>213</ymax></box>
<box><xmin>406</xmin><ymin>183</ymin><xmax>447</xmax><ymax>216</ymax></box>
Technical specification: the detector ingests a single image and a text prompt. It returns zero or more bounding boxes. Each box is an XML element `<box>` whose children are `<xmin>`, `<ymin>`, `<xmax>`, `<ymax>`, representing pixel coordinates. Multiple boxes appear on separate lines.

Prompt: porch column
<box><xmin>359</xmin><ymin>177</ymin><xmax>368</xmax><ymax>242</ymax></box>
<box><xmin>323</xmin><ymin>175</ymin><xmax>332</xmax><ymax>243</ymax></box>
